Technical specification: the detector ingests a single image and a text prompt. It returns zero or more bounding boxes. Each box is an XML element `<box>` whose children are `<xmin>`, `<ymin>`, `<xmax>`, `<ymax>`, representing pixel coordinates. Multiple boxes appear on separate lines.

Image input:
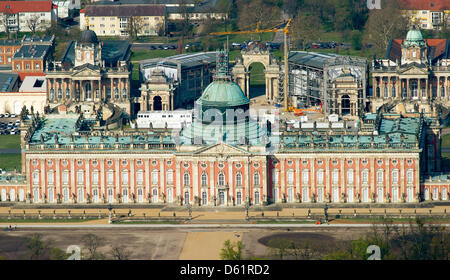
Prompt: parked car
<box><xmin>149</xmin><ymin>45</ymin><xmax>157</xmax><ymax>50</ymax></box>
<box><xmin>10</xmin><ymin>114</ymin><xmax>16</xmax><ymax>118</ymax></box>
<box><xmin>4</xmin><ymin>113</ymin><xmax>9</xmax><ymax>118</ymax></box>
<box><xmin>0</xmin><ymin>114</ymin><xmax>3</xmax><ymax>118</ymax></box>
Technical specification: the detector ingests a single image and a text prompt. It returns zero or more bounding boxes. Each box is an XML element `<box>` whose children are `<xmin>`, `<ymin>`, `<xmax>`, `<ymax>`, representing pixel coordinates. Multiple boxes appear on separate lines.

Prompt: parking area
<box><xmin>0</xmin><ymin>114</ymin><xmax>21</xmax><ymax>135</ymax></box>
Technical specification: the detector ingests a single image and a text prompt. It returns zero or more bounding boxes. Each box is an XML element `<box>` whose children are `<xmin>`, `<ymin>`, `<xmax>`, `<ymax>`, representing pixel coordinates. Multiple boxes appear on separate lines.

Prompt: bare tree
<box><xmin>110</xmin><ymin>245</ymin><xmax>131</xmax><ymax>260</ymax></box>
<box><xmin>81</xmin><ymin>233</ymin><xmax>105</xmax><ymax>260</ymax></box>
<box><xmin>127</xmin><ymin>16</ymin><xmax>145</xmax><ymax>40</ymax></box>
<box><xmin>293</xmin><ymin>11</ymin><xmax>323</xmax><ymax>50</ymax></box>
<box><xmin>26</xmin><ymin>14</ymin><xmax>42</xmax><ymax>34</ymax></box>
<box><xmin>364</xmin><ymin>0</ymin><xmax>409</xmax><ymax>56</ymax></box>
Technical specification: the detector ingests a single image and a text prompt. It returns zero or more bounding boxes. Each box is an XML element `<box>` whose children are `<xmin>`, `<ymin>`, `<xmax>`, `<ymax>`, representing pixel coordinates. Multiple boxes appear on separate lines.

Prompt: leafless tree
<box><xmin>110</xmin><ymin>245</ymin><xmax>131</xmax><ymax>260</ymax></box>
<box><xmin>81</xmin><ymin>233</ymin><xmax>105</xmax><ymax>260</ymax></box>
<box><xmin>127</xmin><ymin>16</ymin><xmax>145</xmax><ymax>40</ymax></box>
<box><xmin>364</xmin><ymin>0</ymin><xmax>409</xmax><ymax>56</ymax></box>
<box><xmin>26</xmin><ymin>14</ymin><xmax>42</xmax><ymax>34</ymax></box>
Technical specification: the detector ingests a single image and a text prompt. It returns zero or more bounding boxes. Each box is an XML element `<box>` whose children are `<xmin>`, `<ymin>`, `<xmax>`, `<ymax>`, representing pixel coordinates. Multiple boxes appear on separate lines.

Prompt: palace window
<box><xmin>377</xmin><ymin>169</ymin><xmax>384</xmax><ymax>184</ymax></box>
<box><xmin>137</xmin><ymin>170</ymin><xmax>144</xmax><ymax>185</ymax></box>
<box><xmin>253</xmin><ymin>172</ymin><xmax>260</xmax><ymax>186</ymax></box>
<box><xmin>362</xmin><ymin>169</ymin><xmax>369</xmax><ymax>184</ymax></box>
<box><xmin>122</xmin><ymin>170</ymin><xmax>129</xmax><ymax>185</ymax></box>
<box><xmin>201</xmin><ymin>173</ymin><xmax>207</xmax><ymax>186</ymax></box>
<box><xmin>202</xmin><ymin>191</ymin><xmax>207</xmax><ymax>205</ymax></box>
<box><xmin>50</xmin><ymin>89</ymin><xmax>55</xmax><ymax>99</ymax></box>
<box><xmin>92</xmin><ymin>170</ymin><xmax>99</xmax><ymax>185</ymax></box>
<box><xmin>183</xmin><ymin>173</ymin><xmax>190</xmax><ymax>186</ymax></box>
<box><xmin>317</xmin><ymin>169</ymin><xmax>324</xmax><ymax>185</ymax></box>
<box><xmin>218</xmin><ymin>173</ymin><xmax>225</xmax><ymax>186</ymax></box>
<box><xmin>62</xmin><ymin>171</ymin><xmax>69</xmax><ymax>185</ymax></box>
<box><xmin>407</xmin><ymin>169</ymin><xmax>414</xmax><ymax>184</ymax></box>
<box><xmin>392</xmin><ymin>85</ymin><xmax>396</xmax><ymax>98</ymax></box>
<box><xmin>107</xmin><ymin>170</ymin><xmax>114</xmax><ymax>185</ymax></box>
<box><xmin>332</xmin><ymin>169</ymin><xmax>339</xmax><ymax>184</ymax></box>
<box><xmin>66</xmin><ymin>89</ymin><xmax>70</xmax><ymax>99</ymax></box>
<box><xmin>167</xmin><ymin>170</ymin><xmax>174</xmax><ymax>185</ymax></box>
<box><xmin>254</xmin><ymin>191</ymin><xmax>260</xmax><ymax>205</ymax></box>
<box><xmin>47</xmin><ymin>171</ymin><xmax>54</xmax><ymax>185</ymax></box>
<box><xmin>122</xmin><ymin>88</ymin><xmax>127</xmax><ymax>99</ymax></box>
<box><xmin>152</xmin><ymin>170</ymin><xmax>158</xmax><ymax>185</ymax></box>
<box><xmin>302</xmin><ymin>169</ymin><xmax>309</xmax><ymax>184</ymax></box>
<box><xmin>236</xmin><ymin>173</ymin><xmax>242</xmax><ymax>186</ymax></box>
<box><xmin>287</xmin><ymin>170</ymin><xmax>294</xmax><ymax>185</ymax></box>
<box><xmin>77</xmin><ymin>170</ymin><xmax>84</xmax><ymax>185</ymax></box>
<box><xmin>347</xmin><ymin>169</ymin><xmax>354</xmax><ymax>184</ymax></box>
<box><xmin>57</xmin><ymin>88</ymin><xmax>62</xmax><ymax>99</ymax></box>
<box><xmin>392</xmin><ymin>169</ymin><xmax>399</xmax><ymax>185</ymax></box>
<box><xmin>114</xmin><ymin>88</ymin><xmax>119</xmax><ymax>99</ymax></box>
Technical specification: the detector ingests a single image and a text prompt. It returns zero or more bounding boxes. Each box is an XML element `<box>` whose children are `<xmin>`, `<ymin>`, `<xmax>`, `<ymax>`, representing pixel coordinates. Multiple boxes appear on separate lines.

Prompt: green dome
<box><xmin>196</xmin><ymin>80</ymin><xmax>249</xmax><ymax>108</ymax></box>
<box><xmin>404</xmin><ymin>28</ymin><xmax>425</xmax><ymax>47</ymax></box>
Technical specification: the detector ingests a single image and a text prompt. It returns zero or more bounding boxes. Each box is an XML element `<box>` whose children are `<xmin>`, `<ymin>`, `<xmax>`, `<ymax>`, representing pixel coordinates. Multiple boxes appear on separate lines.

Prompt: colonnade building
<box><xmin>371</xmin><ymin>27</ymin><xmax>450</xmax><ymax>115</ymax></box>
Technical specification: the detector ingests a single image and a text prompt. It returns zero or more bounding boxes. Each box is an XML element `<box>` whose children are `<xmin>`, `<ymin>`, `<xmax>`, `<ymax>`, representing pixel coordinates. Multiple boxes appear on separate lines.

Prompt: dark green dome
<box><xmin>80</xmin><ymin>29</ymin><xmax>98</xmax><ymax>44</ymax></box>
<box><xmin>196</xmin><ymin>80</ymin><xmax>249</xmax><ymax>108</ymax></box>
<box><xmin>404</xmin><ymin>28</ymin><xmax>425</xmax><ymax>47</ymax></box>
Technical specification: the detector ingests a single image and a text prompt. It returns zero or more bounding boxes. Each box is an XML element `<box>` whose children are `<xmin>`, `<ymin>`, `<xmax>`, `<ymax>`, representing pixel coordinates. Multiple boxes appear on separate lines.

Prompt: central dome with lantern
<box><xmin>180</xmin><ymin>50</ymin><xmax>266</xmax><ymax>146</ymax></box>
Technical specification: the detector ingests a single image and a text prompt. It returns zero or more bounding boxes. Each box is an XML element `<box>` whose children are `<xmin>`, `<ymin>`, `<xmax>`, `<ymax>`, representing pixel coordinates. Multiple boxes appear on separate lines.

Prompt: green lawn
<box><xmin>131</xmin><ymin>49</ymin><xmax>177</xmax><ymax>62</ymax></box>
<box><xmin>0</xmin><ymin>135</ymin><xmax>20</xmax><ymax>149</ymax></box>
<box><xmin>0</xmin><ymin>154</ymin><xmax>21</xmax><ymax>172</ymax></box>
<box><xmin>442</xmin><ymin>134</ymin><xmax>450</xmax><ymax>149</ymax></box>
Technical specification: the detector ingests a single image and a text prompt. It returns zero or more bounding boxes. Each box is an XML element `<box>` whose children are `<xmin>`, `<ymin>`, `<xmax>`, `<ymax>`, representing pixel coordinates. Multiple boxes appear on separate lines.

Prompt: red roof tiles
<box><xmin>398</xmin><ymin>0</ymin><xmax>450</xmax><ymax>11</ymax></box>
<box><xmin>0</xmin><ymin>1</ymin><xmax>53</xmax><ymax>14</ymax></box>
<box><xmin>387</xmin><ymin>38</ymin><xmax>448</xmax><ymax>62</ymax></box>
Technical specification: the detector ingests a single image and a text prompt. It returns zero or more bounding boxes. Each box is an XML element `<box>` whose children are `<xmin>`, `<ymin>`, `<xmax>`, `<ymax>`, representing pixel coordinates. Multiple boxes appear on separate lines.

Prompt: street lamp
<box><xmin>107</xmin><ymin>204</ymin><xmax>113</xmax><ymax>224</ymax></box>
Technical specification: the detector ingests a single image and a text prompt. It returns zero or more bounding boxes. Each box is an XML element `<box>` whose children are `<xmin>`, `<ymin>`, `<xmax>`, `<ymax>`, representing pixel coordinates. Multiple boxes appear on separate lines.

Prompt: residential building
<box><xmin>0</xmin><ymin>35</ymin><xmax>54</xmax><ymax>68</ymax></box>
<box><xmin>80</xmin><ymin>4</ymin><xmax>166</xmax><ymax>36</ymax></box>
<box><xmin>0</xmin><ymin>1</ymin><xmax>57</xmax><ymax>33</ymax></box>
<box><xmin>398</xmin><ymin>0</ymin><xmax>450</xmax><ymax>30</ymax></box>
<box><xmin>53</xmin><ymin>0</ymin><xmax>81</xmax><ymax>19</ymax></box>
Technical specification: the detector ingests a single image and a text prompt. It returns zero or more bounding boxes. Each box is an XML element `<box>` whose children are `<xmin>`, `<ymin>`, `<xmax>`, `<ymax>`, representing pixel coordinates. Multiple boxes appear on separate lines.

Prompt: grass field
<box><xmin>131</xmin><ymin>49</ymin><xmax>177</xmax><ymax>62</ymax></box>
<box><xmin>0</xmin><ymin>135</ymin><xmax>20</xmax><ymax>150</ymax></box>
<box><xmin>0</xmin><ymin>154</ymin><xmax>21</xmax><ymax>172</ymax></box>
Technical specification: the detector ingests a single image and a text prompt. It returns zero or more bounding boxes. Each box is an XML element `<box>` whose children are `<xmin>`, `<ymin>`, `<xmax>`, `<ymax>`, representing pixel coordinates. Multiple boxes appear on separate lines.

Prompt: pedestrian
<box><xmin>13</xmin><ymin>224</ymin><xmax>17</xmax><ymax>230</ymax></box>
<box><xmin>8</xmin><ymin>225</ymin><xmax>11</xmax><ymax>231</ymax></box>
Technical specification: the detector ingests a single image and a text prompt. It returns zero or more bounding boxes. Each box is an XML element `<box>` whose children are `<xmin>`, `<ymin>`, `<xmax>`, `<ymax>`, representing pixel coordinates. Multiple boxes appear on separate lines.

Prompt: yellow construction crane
<box><xmin>209</xmin><ymin>19</ymin><xmax>293</xmax><ymax>112</ymax></box>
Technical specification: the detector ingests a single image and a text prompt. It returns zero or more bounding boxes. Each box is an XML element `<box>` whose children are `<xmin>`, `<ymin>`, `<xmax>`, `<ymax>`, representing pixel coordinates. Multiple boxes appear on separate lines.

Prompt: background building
<box><xmin>398</xmin><ymin>0</ymin><xmax>450</xmax><ymax>30</ymax></box>
<box><xmin>0</xmin><ymin>1</ymin><xmax>57</xmax><ymax>33</ymax></box>
<box><xmin>139</xmin><ymin>52</ymin><xmax>216</xmax><ymax>110</ymax></box>
<box><xmin>80</xmin><ymin>4</ymin><xmax>166</xmax><ymax>36</ymax></box>
<box><xmin>371</xmin><ymin>27</ymin><xmax>450</xmax><ymax>116</ymax></box>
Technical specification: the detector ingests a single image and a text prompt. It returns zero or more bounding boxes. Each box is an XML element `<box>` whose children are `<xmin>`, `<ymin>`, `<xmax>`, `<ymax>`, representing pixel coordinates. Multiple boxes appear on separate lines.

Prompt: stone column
<box><xmin>209</xmin><ymin>160</ymin><xmax>214</xmax><ymax>202</ymax></box>
<box><xmin>160</xmin><ymin>159</ymin><xmax>165</xmax><ymax>202</ymax></box>
<box><xmin>86</xmin><ymin>159</ymin><xmax>90</xmax><ymax>202</ymax></box>
<box><xmin>115</xmin><ymin>159</ymin><xmax>120</xmax><ymax>201</ymax></box>
<box><xmin>55</xmin><ymin>159</ymin><xmax>60</xmax><ymax>199</ymax></box>
<box><xmin>90</xmin><ymin>80</ymin><xmax>94</xmax><ymax>100</ymax></box>
<box><xmin>280</xmin><ymin>158</ymin><xmax>285</xmax><ymax>199</ymax></box>
<box><xmin>193</xmin><ymin>160</ymin><xmax>198</xmax><ymax>198</ymax></box>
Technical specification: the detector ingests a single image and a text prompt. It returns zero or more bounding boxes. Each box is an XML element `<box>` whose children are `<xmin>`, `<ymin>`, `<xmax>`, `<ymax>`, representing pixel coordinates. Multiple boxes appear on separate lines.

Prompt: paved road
<box><xmin>0</xmin><ymin>149</ymin><xmax>20</xmax><ymax>154</ymax></box>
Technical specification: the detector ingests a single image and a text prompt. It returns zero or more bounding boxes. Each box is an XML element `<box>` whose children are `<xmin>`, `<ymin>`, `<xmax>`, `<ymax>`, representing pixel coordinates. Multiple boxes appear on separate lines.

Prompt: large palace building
<box><xmin>1</xmin><ymin>52</ymin><xmax>445</xmax><ymax>206</ymax></box>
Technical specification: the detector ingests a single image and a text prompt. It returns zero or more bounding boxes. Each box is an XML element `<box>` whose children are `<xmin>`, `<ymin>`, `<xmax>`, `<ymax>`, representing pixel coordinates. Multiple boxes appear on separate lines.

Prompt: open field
<box><xmin>0</xmin><ymin>135</ymin><xmax>20</xmax><ymax>150</ymax></box>
<box><xmin>0</xmin><ymin>154</ymin><xmax>21</xmax><ymax>172</ymax></box>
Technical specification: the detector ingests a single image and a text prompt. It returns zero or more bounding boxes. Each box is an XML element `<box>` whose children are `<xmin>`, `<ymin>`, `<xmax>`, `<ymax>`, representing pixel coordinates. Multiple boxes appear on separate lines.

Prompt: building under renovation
<box><xmin>288</xmin><ymin>51</ymin><xmax>368</xmax><ymax>119</ymax></box>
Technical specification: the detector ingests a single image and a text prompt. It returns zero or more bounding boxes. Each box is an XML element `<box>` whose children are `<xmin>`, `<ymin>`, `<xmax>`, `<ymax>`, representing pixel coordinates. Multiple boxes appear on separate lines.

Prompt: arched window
<box><xmin>347</xmin><ymin>169</ymin><xmax>354</xmax><ymax>184</ymax></box>
<box><xmin>377</xmin><ymin>169</ymin><xmax>384</xmax><ymax>184</ymax></box>
<box><xmin>136</xmin><ymin>170</ymin><xmax>144</xmax><ymax>185</ymax></box>
<box><xmin>253</xmin><ymin>172</ymin><xmax>260</xmax><ymax>186</ymax></box>
<box><xmin>302</xmin><ymin>169</ymin><xmax>309</xmax><ymax>184</ymax></box>
<box><xmin>272</xmin><ymin>169</ymin><xmax>279</xmax><ymax>185</ymax></box>
<box><xmin>77</xmin><ymin>170</ymin><xmax>84</xmax><ymax>185</ymax></box>
<box><xmin>121</xmin><ymin>170</ymin><xmax>129</xmax><ymax>185</ymax></box>
<box><xmin>122</xmin><ymin>88</ymin><xmax>127</xmax><ymax>99</ymax></box>
<box><xmin>66</xmin><ymin>88</ymin><xmax>70</xmax><ymax>99</ymax></box>
<box><xmin>407</xmin><ymin>169</ymin><xmax>414</xmax><ymax>184</ymax></box>
<box><xmin>50</xmin><ymin>88</ymin><xmax>55</xmax><ymax>100</ymax></box>
<box><xmin>392</xmin><ymin>169</ymin><xmax>399</xmax><ymax>184</ymax></box>
<box><xmin>122</xmin><ymin>188</ymin><xmax>128</xmax><ymax>203</ymax></box>
<box><xmin>57</xmin><ymin>88</ymin><xmax>62</xmax><ymax>99</ymax></box>
<box><xmin>218</xmin><ymin>173</ymin><xmax>225</xmax><ymax>186</ymax></box>
<box><xmin>47</xmin><ymin>171</ymin><xmax>54</xmax><ymax>185</ymax></box>
<box><xmin>107</xmin><ymin>170</ymin><xmax>114</xmax><ymax>185</ymax></box>
<box><xmin>151</xmin><ymin>170</ymin><xmax>158</xmax><ymax>185</ymax></box>
<box><xmin>287</xmin><ymin>170</ymin><xmax>294</xmax><ymax>185</ymax></box>
<box><xmin>332</xmin><ymin>169</ymin><xmax>339</xmax><ymax>184</ymax></box>
<box><xmin>392</xmin><ymin>84</ymin><xmax>396</xmax><ymax>98</ymax></box>
<box><xmin>236</xmin><ymin>173</ymin><xmax>242</xmax><ymax>186</ymax></box>
<box><xmin>317</xmin><ymin>169</ymin><xmax>324</xmax><ymax>185</ymax></box>
<box><xmin>114</xmin><ymin>88</ymin><xmax>119</xmax><ymax>99</ymax></box>
<box><xmin>92</xmin><ymin>170</ymin><xmax>99</xmax><ymax>185</ymax></box>
<box><xmin>362</xmin><ymin>169</ymin><xmax>369</xmax><ymax>184</ymax></box>
<box><xmin>201</xmin><ymin>173</ymin><xmax>207</xmax><ymax>186</ymax></box>
<box><xmin>183</xmin><ymin>173</ymin><xmax>190</xmax><ymax>186</ymax></box>
<box><xmin>167</xmin><ymin>170</ymin><xmax>174</xmax><ymax>185</ymax></box>
<box><xmin>384</xmin><ymin>84</ymin><xmax>388</xmax><ymax>98</ymax></box>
